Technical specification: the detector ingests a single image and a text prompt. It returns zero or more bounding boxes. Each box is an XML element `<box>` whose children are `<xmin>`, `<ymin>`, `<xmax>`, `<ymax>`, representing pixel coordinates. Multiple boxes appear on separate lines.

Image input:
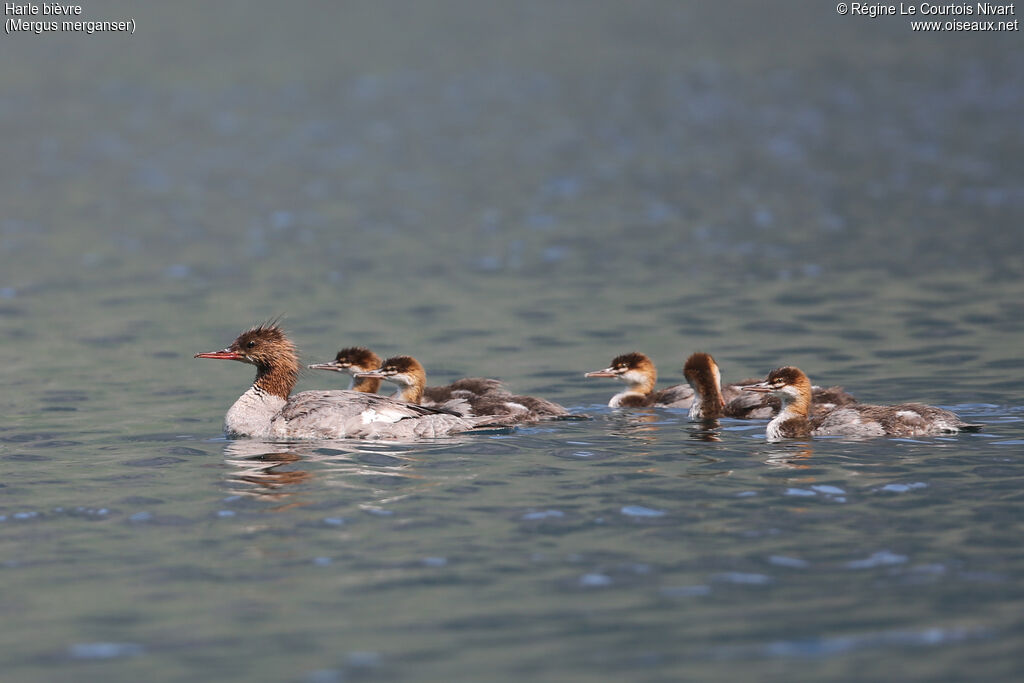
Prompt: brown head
<box><xmin>308</xmin><ymin>346</ymin><xmax>382</xmax><ymax>374</ymax></box>
<box><xmin>585</xmin><ymin>352</ymin><xmax>657</xmax><ymax>391</ymax></box>
<box><xmin>307</xmin><ymin>346</ymin><xmax>384</xmax><ymax>393</ymax></box>
<box><xmin>683</xmin><ymin>352</ymin><xmax>726</xmax><ymax>411</ymax></box>
<box><xmin>743</xmin><ymin>366</ymin><xmax>813</xmax><ymax>408</ymax></box>
<box><xmin>194</xmin><ymin>321</ymin><xmax>300</xmax><ymax>399</ymax></box>
<box><xmin>355</xmin><ymin>355</ymin><xmax>427</xmax><ymax>403</ymax></box>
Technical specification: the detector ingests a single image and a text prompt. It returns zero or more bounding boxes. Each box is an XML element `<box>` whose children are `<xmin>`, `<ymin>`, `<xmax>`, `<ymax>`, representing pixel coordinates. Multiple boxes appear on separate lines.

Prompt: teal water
<box><xmin>2</xmin><ymin>2</ymin><xmax>1024</xmax><ymax>681</ymax></box>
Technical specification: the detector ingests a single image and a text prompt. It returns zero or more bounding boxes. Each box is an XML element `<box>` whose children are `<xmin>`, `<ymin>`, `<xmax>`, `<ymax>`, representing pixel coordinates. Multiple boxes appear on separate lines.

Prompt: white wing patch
<box><xmin>360</xmin><ymin>407</ymin><xmax>406</xmax><ymax>425</ymax></box>
<box><xmin>896</xmin><ymin>410</ymin><xmax>921</xmax><ymax>420</ymax></box>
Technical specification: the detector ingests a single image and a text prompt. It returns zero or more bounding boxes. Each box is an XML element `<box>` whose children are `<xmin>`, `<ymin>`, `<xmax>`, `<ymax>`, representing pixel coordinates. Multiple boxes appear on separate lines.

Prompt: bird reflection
<box><xmin>220</xmin><ymin>438</ymin><xmax>474</xmax><ymax>509</ymax></box>
<box><xmin>229</xmin><ymin>450</ymin><xmax>310</xmax><ymax>493</ymax></box>
<box><xmin>686</xmin><ymin>418</ymin><xmax>722</xmax><ymax>442</ymax></box>
<box><xmin>604</xmin><ymin>411</ymin><xmax>665</xmax><ymax>442</ymax></box>
<box><xmin>762</xmin><ymin>444</ymin><xmax>814</xmax><ymax>470</ymax></box>
<box><xmin>221</xmin><ymin>443</ymin><xmax>313</xmax><ymax>509</ymax></box>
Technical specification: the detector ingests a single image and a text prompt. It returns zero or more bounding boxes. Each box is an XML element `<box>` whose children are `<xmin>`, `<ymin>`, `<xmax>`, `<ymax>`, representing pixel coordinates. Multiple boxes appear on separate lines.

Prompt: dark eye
<box><xmin>247</xmin><ymin>341</ymin><xmax>256</xmax><ymax>349</ymax></box>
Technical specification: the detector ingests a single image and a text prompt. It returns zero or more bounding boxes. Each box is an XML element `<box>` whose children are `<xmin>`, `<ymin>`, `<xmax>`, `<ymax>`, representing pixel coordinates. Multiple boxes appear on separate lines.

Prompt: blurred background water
<box><xmin>2</xmin><ymin>1</ymin><xmax>1023</xmax><ymax>681</ymax></box>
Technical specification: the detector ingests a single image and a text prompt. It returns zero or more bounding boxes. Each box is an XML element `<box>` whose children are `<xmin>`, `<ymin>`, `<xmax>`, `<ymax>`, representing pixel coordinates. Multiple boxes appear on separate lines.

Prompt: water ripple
<box><xmin>715</xmin><ymin>625</ymin><xmax>989</xmax><ymax>660</ymax></box>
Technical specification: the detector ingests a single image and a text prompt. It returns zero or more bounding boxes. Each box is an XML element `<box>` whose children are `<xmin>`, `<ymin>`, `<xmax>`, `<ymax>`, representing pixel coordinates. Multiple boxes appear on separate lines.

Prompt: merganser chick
<box><xmin>584</xmin><ymin>351</ymin><xmax>772</xmax><ymax>410</ymax></box>
<box><xmin>308</xmin><ymin>347</ymin><xmax>505</xmax><ymax>400</ymax></box>
<box><xmin>423</xmin><ymin>377</ymin><xmax>507</xmax><ymax>406</ymax></box>
<box><xmin>195</xmin><ymin>323</ymin><xmax>512</xmax><ymax>440</ymax></box>
<box><xmin>354</xmin><ymin>355</ymin><xmax>437</xmax><ymax>404</ymax></box>
<box><xmin>356</xmin><ymin>355</ymin><xmax>572</xmax><ymax>422</ymax></box>
<box><xmin>744</xmin><ymin>366</ymin><xmax>983</xmax><ymax>441</ymax></box>
<box><xmin>682</xmin><ymin>352</ymin><xmax>727</xmax><ymax>419</ymax></box>
<box><xmin>682</xmin><ymin>352</ymin><xmax>857</xmax><ymax>420</ymax></box>
<box><xmin>585</xmin><ymin>352</ymin><xmax>695</xmax><ymax>408</ymax></box>
<box><xmin>307</xmin><ymin>347</ymin><xmax>383</xmax><ymax>393</ymax></box>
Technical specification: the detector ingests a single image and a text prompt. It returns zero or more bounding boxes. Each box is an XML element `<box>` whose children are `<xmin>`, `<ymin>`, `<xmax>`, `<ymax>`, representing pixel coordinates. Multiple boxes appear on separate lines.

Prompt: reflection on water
<box><xmin>761</xmin><ymin>444</ymin><xmax>815</xmax><ymax>470</ymax></box>
<box><xmin>222</xmin><ymin>437</ymin><xmax>479</xmax><ymax>509</ymax></box>
<box><xmin>685</xmin><ymin>418</ymin><xmax>724</xmax><ymax>442</ymax></box>
<box><xmin>224</xmin><ymin>449</ymin><xmax>312</xmax><ymax>505</ymax></box>
<box><xmin>599</xmin><ymin>410</ymin><xmax>669</xmax><ymax>443</ymax></box>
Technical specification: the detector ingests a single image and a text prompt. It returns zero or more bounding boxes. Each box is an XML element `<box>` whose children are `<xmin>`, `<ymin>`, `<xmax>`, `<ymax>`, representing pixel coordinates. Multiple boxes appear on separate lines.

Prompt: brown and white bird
<box><xmin>308</xmin><ymin>347</ymin><xmax>505</xmax><ymax>401</ymax></box>
<box><xmin>682</xmin><ymin>352</ymin><xmax>856</xmax><ymax>420</ymax></box>
<box><xmin>307</xmin><ymin>347</ymin><xmax>384</xmax><ymax>393</ymax></box>
<box><xmin>354</xmin><ymin>355</ymin><xmax>573</xmax><ymax>423</ymax></box>
<box><xmin>584</xmin><ymin>352</ymin><xmax>696</xmax><ymax>408</ymax></box>
<box><xmin>744</xmin><ymin>366</ymin><xmax>982</xmax><ymax>441</ymax></box>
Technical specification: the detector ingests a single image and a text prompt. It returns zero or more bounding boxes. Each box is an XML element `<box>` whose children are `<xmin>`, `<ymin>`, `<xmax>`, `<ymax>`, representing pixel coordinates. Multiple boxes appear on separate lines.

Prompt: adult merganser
<box><xmin>682</xmin><ymin>352</ymin><xmax>856</xmax><ymax>420</ymax></box>
<box><xmin>744</xmin><ymin>366</ymin><xmax>983</xmax><ymax>441</ymax></box>
<box><xmin>306</xmin><ymin>347</ymin><xmax>383</xmax><ymax>393</ymax></box>
<box><xmin>354</xmin><ymin>355</ymin><xmax>572</xmax><ymax>422</ymax></box>
<box><xmin>195</xmin><ymin>323</ymin><xmax>512</xmax><ymax>439</ymax></box>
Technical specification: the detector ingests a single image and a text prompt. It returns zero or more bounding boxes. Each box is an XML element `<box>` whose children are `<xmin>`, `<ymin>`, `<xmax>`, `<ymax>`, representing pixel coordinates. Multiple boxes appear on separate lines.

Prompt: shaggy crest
<box><xmin>234</xmin><ymin>320</ymin><xmax>298</xmax><ymax>399</ymax></box>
